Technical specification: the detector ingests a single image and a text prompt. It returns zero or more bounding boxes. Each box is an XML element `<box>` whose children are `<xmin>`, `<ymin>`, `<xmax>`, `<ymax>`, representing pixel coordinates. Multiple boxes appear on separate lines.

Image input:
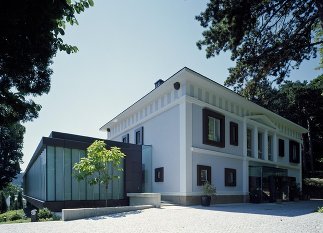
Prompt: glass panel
<box><xmin>293</xmin><ymin>144</ymin><xmax>297</xmax><ymax>160</ymax></box>
<box><xmin>258</xmin><ymin>133</ymin><xmax>263</xmax><ymax>159</ymax></box>
<box><xmin>71</xmin><ymin>149</ymin><xmax>80</xmax><ymax>200</ymax></box>
<box><xmin>47</xmin><ymin>146</ymin><xmax>55</xmax><ymax>201</ymax></box>
<box><xmin>64</xmin><ymin>148</ymin><xmax>72</xmax><ymax>200</ymax></box>
<box><xmin>136</xmin><ymin>131</ymin><xmax>141</xmax><ymax>144</ymax></box>
<box><xmin>55</xmin><ymin>147</ymin><xmax>64</xmax><ymax>201</ymax></box>
<box><xmin>208</xmin><ymin>116</ymin><xmax>220</xmax><ymax>142</ymax></box>
<box><xmin>247</xmin><ymin>129</ymin><xmax>252</xmax><ymax>157</ymax></box>
<box><xmin>79</xmin><ymin>150</ymin><xmax>86</xmax><ymax>200</ymax></box>
<box><xmin>142</xmin><ymin>145</ymin><xmax>152</xmax><ymax>192</ymax></box>
<box><xmin>201</xmin><ymin>169</ymin><xmax>208</xmax><ymax>182</ymax></box>
<box><xmin>268</xmin><ymin>136</ymin><xmax>272</xmax><ymax>161</ymax></box>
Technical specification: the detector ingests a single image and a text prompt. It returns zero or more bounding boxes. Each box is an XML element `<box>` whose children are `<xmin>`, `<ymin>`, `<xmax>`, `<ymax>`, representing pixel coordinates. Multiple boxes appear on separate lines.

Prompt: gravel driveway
<box><xmin>1</xmin><ymin>200</ymin><xmax>322</xmax><ymax>233</ymax></box>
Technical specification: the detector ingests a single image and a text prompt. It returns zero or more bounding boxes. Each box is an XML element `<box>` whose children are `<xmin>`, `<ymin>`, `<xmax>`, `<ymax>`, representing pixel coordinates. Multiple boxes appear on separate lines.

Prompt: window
<box><xmin>203</xmin><ymin>109</ymin><xmax>225</xmax><ymax>147</ymax></box>
<box><xmin>225</xmin><ymin>168</ymin><xmax>236</xmax><ymax>186</ymax></box>
<box><xmin>279</xmin><ymin>139</ymin><xmax>285</xmax><ymax>157</ymax></box>
<box><xmin>197</xmin><ymin>165</ymin><xmax>211</xmax><ymax>186</ymax></box>
<box><xmin>268</xmin><ymin>135</ymin><xmax>272</xmax><ymax>161</ymax></box>
<box><xmin>122</xmin><ymin>134</ymin><xmax>129</xmax><ymax>143</ymax></box>
<box><xmin>258</xmin><ymin>132</ymin><xmax>263</xmax><ymax>159</ymax></box>
<box><xmin>247</xmin><ymin>128</ymin><xmax>252</xmax><ymax>157</ymax></box>
<box><xmin>289</xmin><ymin>140</ymin><xmax>300</xmax><ymax>163</ymax></box>
<box><xmin>230</xmin><ymin>122</ymin><xmax>238</xmax><ymax>146</ymax></box>
<box><xmin>155</xmin><ymin>167</ymin><xmax>164</xmax><ymax>182</ymax></box>
<box><xmin>135</xmin><ymin>127</ymin><xmax>144</xmax><ymax>145</ymax></box>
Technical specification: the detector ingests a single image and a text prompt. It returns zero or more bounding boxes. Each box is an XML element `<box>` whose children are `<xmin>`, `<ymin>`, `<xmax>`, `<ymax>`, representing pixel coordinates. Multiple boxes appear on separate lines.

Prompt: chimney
<box><xmin>154</xmin><ymin>79</ymin><xmax>164</xmax><ymax>88</ymax></box>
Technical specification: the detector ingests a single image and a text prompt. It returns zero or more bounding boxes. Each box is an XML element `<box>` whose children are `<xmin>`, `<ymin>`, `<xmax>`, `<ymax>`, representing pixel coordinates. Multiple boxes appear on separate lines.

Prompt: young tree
<box><xmin>73</xmin><ymin>140</ymin><xmax>126</xmax><ymax>207</ymax></box>
<box><xmin>196</xmin><ymin>0</ymin><xmax>323</xmax><ymax>90</ymax></box>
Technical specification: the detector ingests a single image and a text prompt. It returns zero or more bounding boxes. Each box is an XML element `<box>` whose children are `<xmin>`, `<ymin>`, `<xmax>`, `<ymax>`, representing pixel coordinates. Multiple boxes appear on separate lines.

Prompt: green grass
<box><xmin>0</xmin><ymin>209</ymin><xmax>30</xmax><ymax>224</ymax></box>
<box><xmin>317</xmin><ymin>206</ymin><xmax>323</xmax><ymax>213</ymax></box>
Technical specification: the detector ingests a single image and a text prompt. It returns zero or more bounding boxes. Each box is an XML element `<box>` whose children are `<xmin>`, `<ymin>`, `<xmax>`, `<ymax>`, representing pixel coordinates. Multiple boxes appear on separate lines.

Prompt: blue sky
<box><xmin>21</xmin><ymin>0</ymin><xmax>321</xmax><ymax>171</ymax></box>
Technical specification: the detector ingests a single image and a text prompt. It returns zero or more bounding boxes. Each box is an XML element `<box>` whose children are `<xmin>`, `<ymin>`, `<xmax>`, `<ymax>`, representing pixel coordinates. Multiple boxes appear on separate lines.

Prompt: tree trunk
<box><xmin>105</xmin><ymin>184</ymin><xmax>108</xmax><ymax>207</ymax></box>
<box><xmin>302</xmin><ymin>133</ymin><xmax>308</xmax><ymax>173</ymax></box>
<box><xmin>307</xmin><ymin>118</ymin><xmax>314</xmax><ymax>173</ymax></box>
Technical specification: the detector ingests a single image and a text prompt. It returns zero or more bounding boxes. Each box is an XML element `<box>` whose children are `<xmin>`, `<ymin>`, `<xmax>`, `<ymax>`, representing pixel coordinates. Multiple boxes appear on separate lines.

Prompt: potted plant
<box><xmin>201</xmin><ymin>181</ymin><xmax>216</xmax><ymax>206</ymax></box>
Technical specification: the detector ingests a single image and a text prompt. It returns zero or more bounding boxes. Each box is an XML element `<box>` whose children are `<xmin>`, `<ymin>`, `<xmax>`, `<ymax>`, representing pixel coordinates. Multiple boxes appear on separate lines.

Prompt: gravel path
<box><xmin>1</xmin><ymin>200</ymin><xmax>322</xmax><ymax>233</ymax></box>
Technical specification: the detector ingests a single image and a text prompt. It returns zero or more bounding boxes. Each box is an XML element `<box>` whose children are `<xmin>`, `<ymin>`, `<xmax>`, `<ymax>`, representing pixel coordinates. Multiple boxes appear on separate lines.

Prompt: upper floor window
<box><xmin>289</xmin><ymin>140</ymin><xmax>300</xmax><ymax>163</ymax></box>
<box><xmin>268</xmin><ymin>135</ymin><xmax>272</xmax><ymax>161</ymax></box>
<box><xmin>258</xmin><ymin>132</ymin><xmax>263</xmax><ymax>159</ymax></box>
<box><xmin>122</xmin><ymin>134</ymin><xmax>129</xmax><ymax>143</ymax></box>
<box><xmin>135</xmin><ymin>127</ymin><xmax>144</xmax><ymax>145</ymax></box>
<box><xmin>279</xmin><ymin>139</ymin><xmax>285</xmax><ymax>157</ymax></box>
<box><xmin>230</xmin><ymin>122</ymin><xmax>238</xmax><ymax>146</ymax></box>
<box><xmin>203</xmin><ymin>109</ymin><xmax>225</xmax><ymax>148</ymax></box>
<box><xmin>247</xmin><ymin>128</ymin><xmax>252</xmax><ymax>157</ymax></box>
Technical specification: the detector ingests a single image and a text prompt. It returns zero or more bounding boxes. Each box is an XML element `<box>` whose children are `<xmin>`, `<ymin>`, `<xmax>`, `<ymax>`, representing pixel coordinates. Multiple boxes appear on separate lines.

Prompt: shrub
<box><xmin>317</xmin><ymin>207</ymin><xmax>323</xmax><ymax>213</ymax></box>
<box><xmin>0</xmin><ymin>216</ymin><xmax>7</xmax><ymax>222</ymax></box>
<box><xmin>38</xmin><ymin>208</ymin><xmax>53</xmax><ymax>220</ymax></box>
<box><xmin>9</xmin><ymin>213</ymin><xmax>22</xmax><ymax>221</ymax></box>
<box><xmin>303</xmin><ymin>178</ymin><xmax>323</xmax><ymax>198</ymax></box>
<box><xmin>202</xmin><ymin>182</ymin><xmax>216</xmax><ymax>196</ymax></box>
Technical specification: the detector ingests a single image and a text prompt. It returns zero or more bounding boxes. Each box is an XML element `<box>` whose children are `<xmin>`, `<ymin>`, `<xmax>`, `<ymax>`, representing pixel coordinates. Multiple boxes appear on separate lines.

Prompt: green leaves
<box><xmin>73</xmin><ymin>141</ymin><xmax>126</xmax><ymax>190</ymax></box>
<box><xmin>196</xmin><ymin>0</ymin><xmax>323</xmax><ymax>90</ymax></box>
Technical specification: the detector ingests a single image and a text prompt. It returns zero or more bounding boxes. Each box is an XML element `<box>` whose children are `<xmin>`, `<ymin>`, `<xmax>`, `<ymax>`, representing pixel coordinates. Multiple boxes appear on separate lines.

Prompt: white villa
<box><xmin>100</xmin><ymin>67</ymin><xmax>307</xmax><ymax>205</ymax></box>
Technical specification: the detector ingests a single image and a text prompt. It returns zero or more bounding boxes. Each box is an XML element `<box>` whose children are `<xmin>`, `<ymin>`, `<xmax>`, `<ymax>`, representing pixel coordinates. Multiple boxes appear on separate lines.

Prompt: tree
<box><xmin>0</xmin><ymin>191</ymin><xmax>8</xmax><ymax>213</ymax></box>
<box><xmin>0</xmin><ymin>124</ymin><xmax>24</xmax><ymax>190</ymax></box>
<box><xmin>73</xmin><ymin>140</ymin><xmax>126</xmax><ymax>207</ymax></box>
<box><xmin>196</xmin><ymin>0</ymin><xmax>323</xmax><ymax>90</ymax></box>
<box><xmin>17</xmin><ymin>191</ymin><xmax>23</xmax><ymax>210</ymax></box>
<box><xmin>0</xmin><ymin>0</ymin><xmax>94</xmax><ymax>190</ymax></box>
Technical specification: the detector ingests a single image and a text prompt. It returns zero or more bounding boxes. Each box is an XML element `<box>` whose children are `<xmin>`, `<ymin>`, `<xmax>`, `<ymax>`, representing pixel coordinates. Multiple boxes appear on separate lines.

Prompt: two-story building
<box><xmin>100</xmin><ymin>67</ymin><xmax>307</xmax><ymax>205</ymax></box>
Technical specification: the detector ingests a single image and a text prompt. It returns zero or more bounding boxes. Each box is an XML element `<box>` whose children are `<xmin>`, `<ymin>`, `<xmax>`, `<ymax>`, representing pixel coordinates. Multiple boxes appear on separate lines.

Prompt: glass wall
<box><xmin>249</xmin><ymin>166</ymin><xmax>288</xmax><ymax>202</ymax></box>
<box><xmin>24</xmin><ymin>149</ymin><xmax>46</xmax><ymax>200</ymax></box>
<box><xmin>142</xmin><ymin>145</ymin><xmax>152</xmax><ymax>192</ymax></box>
<box><xmin>46</xmin><ymin>146</ymin><xmax>125</xmax><ymax>201</ymax></box>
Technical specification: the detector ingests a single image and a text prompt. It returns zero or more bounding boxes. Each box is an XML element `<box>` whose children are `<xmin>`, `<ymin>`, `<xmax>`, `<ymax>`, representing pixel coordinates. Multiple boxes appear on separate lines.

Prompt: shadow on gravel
<box><xmin>191</xmin><ymin>200</ymin><xmax>323</xmax><ymax>217</ymax></box>
<box><xmin>86</xmin><ymin>210</ymin><xmax>142</xmax><ymax>220</ymax></box>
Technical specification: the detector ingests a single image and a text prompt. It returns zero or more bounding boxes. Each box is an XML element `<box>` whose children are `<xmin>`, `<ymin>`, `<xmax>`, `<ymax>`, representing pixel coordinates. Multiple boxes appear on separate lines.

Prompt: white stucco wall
<box><xmin>111</xmin><ymin>105</ymin><xmax>181</xmax><ymax>194</ymax></box>
<box><xmin>192</xmin><ymin>152</ymin><xmax>243</xmax><ymax>195</ymax></box>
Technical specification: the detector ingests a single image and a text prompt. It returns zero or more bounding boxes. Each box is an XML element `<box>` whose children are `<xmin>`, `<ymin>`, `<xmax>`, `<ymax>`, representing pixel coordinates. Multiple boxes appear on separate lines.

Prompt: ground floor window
<box><xmin>197</xmin><ymin>165</ymin><xmax>211</xmax><ymax>186</ymax></box>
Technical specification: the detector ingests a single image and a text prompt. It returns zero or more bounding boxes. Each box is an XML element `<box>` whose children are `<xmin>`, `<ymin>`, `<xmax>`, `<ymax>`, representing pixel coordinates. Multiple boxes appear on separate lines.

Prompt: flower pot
<box><xmin>201</xmin><ymin>195</ymin><xmax>211</xmax><ymax>206</ymax></box>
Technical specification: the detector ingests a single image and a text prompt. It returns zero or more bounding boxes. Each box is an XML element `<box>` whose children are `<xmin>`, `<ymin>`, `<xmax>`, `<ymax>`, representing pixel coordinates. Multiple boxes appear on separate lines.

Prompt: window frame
<box><xmin>268</xmin><ymin>135</ymin><xmax>273</xmax><ymax>161</ymax></box>
<box><xmin>122</xmin><ymin>134</ymin><xmax>129</xmax><ymax>143</ymax></box>
<box><xmin>279</xmin><ymin>139</ymin><xmax>285</xmax><ymax>157</ymax></box>
<box><xmin>197</xmin><ymin>165</ymin><xmax>211</xmax><ymax>186</ymax></box>
<box><xmin>225</xmin><ymin>168</ymin><xmax>236</xmax><ymax>187</ymax></box>
<box><xmin>258</xmin><ymin>132</ymin><xmax>263</xmax><ymax>159</ymax></box>
<box><xmin>155</xmin><ymin>167</ymin><xmax>164</xmax><ymax>182</ymax></box>
<box><xmin>202</xmin><ymin>108</ymin><xmax>225</xmax><ymax>148</ymax></box>
<box><xmin>135</xmin><ymin>127</ymin><xmax>144</xmax><ymax>145</ymax></box>
<box><xmin>247</xmin><ymin>128</ymin><xmax>252</xmax><ymax>157</ymax></box>
<box><xmin>230</xmin><ymin>122</ymin><xmax>239</xmax><ymax>146</ymax></box>
<box><xmin>289</xmin><ymin>140</ymin><xmax>300</xmax><ymax>163</ymax></box>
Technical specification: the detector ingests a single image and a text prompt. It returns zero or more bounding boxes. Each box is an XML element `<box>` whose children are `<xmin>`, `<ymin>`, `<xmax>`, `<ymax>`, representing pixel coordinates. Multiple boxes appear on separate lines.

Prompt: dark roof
<box><xmin>24</xmin><ymin>131</ymin><xmax>141</xmax><ymax>175</ymax></box>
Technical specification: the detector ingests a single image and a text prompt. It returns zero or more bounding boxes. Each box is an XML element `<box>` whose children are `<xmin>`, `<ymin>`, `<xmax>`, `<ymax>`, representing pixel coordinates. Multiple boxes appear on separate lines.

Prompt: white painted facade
<box><xmin>100</xmin><ymin>67</ymin><xmax>307</xmax><ymax>203</ymax></box>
